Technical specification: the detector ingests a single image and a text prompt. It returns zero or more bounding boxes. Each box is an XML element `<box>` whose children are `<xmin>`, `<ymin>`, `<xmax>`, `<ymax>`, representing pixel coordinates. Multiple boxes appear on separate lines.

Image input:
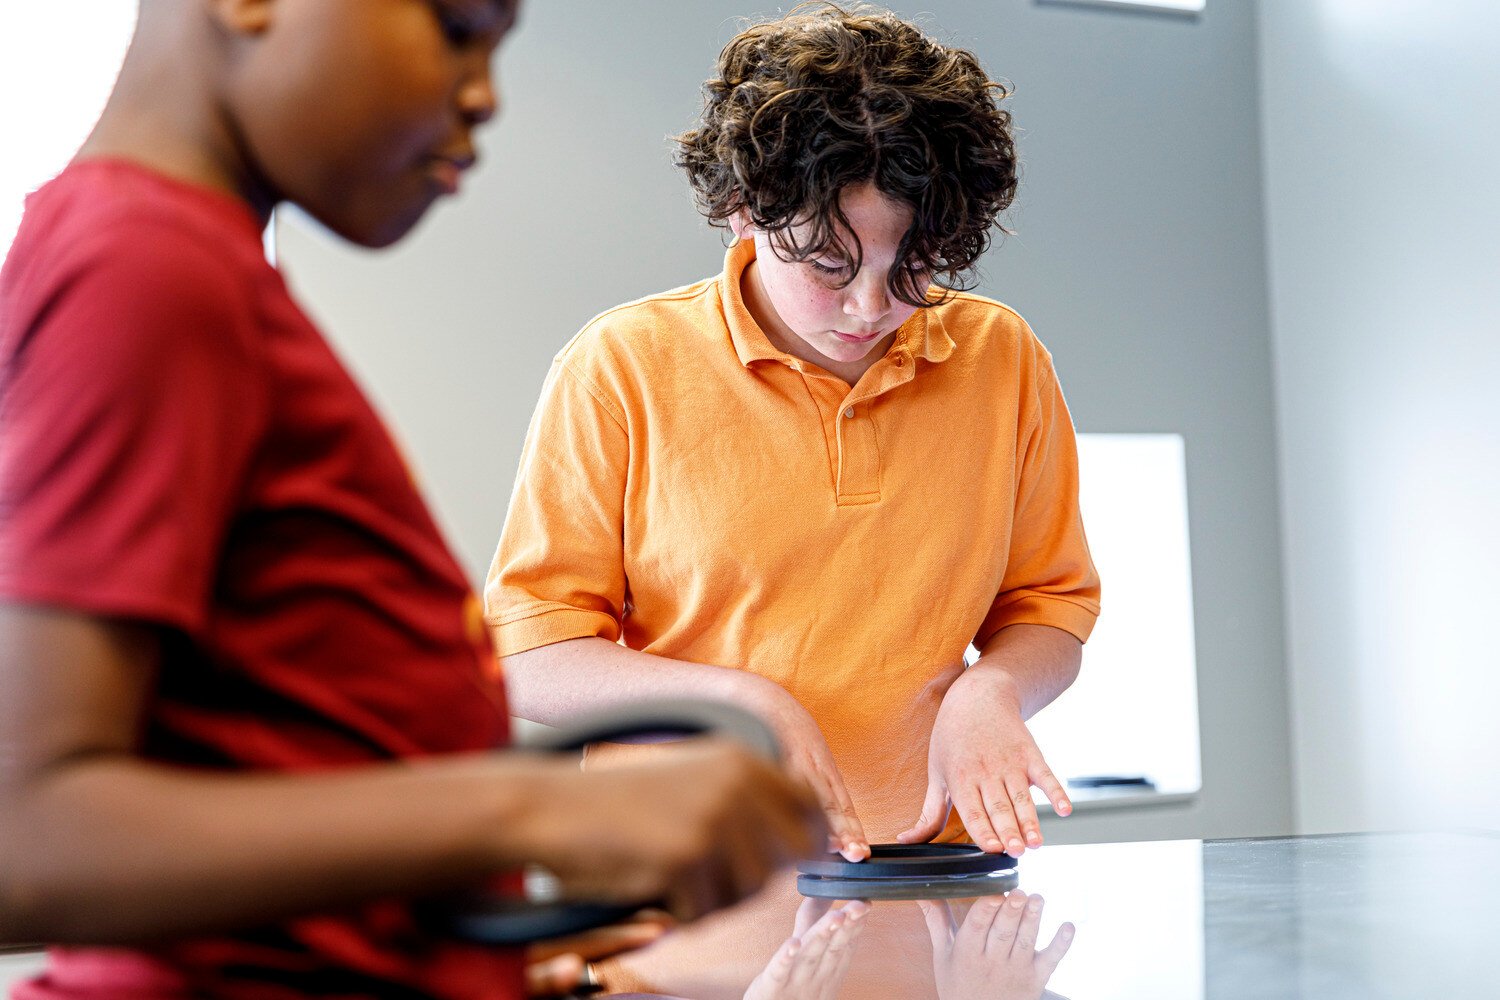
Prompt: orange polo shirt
<box><xmin>486</xmin><ymin>239</ymin><xmax>1099</xmax><ymax>838</ymax></box>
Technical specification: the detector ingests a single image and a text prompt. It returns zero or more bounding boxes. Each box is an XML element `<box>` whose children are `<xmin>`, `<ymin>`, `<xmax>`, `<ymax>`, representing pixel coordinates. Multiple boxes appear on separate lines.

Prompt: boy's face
<box><xmin>733</xmin><ymin>183</ymin><xmax>929</xmax><ymax>371</ymax></box>
<box><xmin>225</xmin><ymin>0</ymin><xmax>518</xmax><ymax>247</ymax></box>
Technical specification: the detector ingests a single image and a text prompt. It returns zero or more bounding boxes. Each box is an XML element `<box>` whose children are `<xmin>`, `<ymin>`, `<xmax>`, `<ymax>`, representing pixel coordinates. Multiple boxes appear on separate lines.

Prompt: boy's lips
<box><xmin>426</xmin><ymin>153</ymin><xmax>477</xmax><ymax>195</ymax></box>
<box><xmin>833</xmin><ymin>329</ymin><xmax>882</xmax><ymax>344</ymax></box>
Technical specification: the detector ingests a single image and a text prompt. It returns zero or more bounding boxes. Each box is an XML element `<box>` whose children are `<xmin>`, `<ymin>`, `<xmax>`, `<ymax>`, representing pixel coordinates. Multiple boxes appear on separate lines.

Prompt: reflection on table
<box><xmin>590</xmin><ymin>832</ymin><xmax>1500</xmax><ymax>1000</ymax></box>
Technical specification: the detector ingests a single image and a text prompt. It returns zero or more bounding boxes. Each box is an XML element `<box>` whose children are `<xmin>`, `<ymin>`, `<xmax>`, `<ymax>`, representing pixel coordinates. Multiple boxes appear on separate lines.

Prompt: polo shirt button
<box><xmin>894</xmin><ymin>355</ymin><xmax>905</xmax><ymax>367</ymax></box>
<box><xmin>844</xmin><ymin>406</ymin><xmax>855</xmax><ymax>419</ymax></box>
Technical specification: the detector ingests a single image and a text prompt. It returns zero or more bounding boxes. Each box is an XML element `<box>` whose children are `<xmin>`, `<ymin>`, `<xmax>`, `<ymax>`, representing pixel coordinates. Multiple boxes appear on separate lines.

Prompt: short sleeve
<box><xmin>484</xmin><ymin>358</ymin><xmax>631</xmax><ymax>656</ymax></box>
<box><xmin>0</xmin><ymin>218</ymin><xmax>270</xmax><ymax>634</ymax></box>
<box><xmin>974</xmin><ymin>351</ymin><xmax>1101</xmax><ymax>647</ymax></box>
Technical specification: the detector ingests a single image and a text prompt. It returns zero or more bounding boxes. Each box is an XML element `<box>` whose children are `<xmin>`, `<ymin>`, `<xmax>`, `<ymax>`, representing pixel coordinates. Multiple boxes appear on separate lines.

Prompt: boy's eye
<box><xmin>810</xmin><ymin>259</ymin><xmax>849</xmax><ymax>276</ymax></box>
<box><xmin>432</xmin><ymin>3</ymin><xmax>479</xmax><ymax>46</ymax></box>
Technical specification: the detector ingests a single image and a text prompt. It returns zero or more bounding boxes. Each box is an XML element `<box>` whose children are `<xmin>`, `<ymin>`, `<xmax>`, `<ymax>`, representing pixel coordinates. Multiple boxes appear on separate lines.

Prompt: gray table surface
<box><xmin>586</xmin><ymin>830</ymin><xmax>1500</xmax><ymax>999</ymax></box>
<box><xmin>6</xmin><ymin>832</ymin><xmax>1495</xmax><ymax>998</ymax></box>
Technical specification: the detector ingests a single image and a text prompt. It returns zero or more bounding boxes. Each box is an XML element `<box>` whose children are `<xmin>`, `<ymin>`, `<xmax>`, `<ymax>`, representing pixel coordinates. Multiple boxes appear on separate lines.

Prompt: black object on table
<box><xmin>796</xmin><ymin>842</ymin><xmax>1020</xmax><ymax>900</ymax></box>
<box><xmin>419</xmin><ymin>698</ymin><xmax>781</xmax><ymax>946</ymax></box>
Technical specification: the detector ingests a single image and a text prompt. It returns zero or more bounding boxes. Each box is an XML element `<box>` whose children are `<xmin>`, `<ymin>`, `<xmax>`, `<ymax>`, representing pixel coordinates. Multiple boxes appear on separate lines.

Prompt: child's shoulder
<box><xmin>556</xmin><ymin>275</ymin><xmax>722</xmax><ymax>366</ymax></box>
<box><xmin>3</xmin><ymin>161</ymin><xmax>272</xmax><ymax>368</ymax></box>
<box><xmin>13</xmin><ymin>161</ymin><xmax>268</xmax><ymax>302</ymax></box>
<box><xmin>926</xmin><ymin>289</ymin><xmax>1061</xmax><ymax>384</ymax></box>
<box><xmin>932</xmin><ymin>288</ymin><xmax>1036</xmax><ymax>340</ymax></box>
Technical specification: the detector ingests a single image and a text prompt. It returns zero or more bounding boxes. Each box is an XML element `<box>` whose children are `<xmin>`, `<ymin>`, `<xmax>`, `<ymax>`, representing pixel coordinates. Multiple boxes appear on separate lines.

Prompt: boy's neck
<box><xmin>76</xmin><ymin>9</ymin><xmax>276</xmax><ymax>228</ymax></box>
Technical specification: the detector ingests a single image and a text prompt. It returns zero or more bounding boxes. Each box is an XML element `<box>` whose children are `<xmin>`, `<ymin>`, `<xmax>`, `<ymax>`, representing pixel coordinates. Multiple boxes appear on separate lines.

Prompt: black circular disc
<box><xmin>798</xmin><ymin>869</ymin><xmax>1020</xmax><ymax>901</ymax></box>
<box><xmin>797</xmin><ymin>843</ymin><xmax>1018</xmax><ymax>881</ymax></box>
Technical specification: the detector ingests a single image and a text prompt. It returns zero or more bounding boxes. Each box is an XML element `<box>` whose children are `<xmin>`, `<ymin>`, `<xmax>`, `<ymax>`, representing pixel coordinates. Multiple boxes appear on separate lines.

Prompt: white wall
<box><xmin>279</xmin><ymin>0</ymin><xmax>1294</xmax><ymax>843</ymax></box>
<box><xmin>1258</xmin><ymin>1</ymin><xmax>1500</xmax><ymax>833</ymax></box>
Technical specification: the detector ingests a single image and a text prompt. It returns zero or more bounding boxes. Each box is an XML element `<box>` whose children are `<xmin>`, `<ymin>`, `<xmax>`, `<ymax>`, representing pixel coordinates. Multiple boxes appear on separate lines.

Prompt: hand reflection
<box><xmin>917</xmin><ymin>891</ymin><xmax>1074</xmax><ymax>1000</ymax></box>
<box><xmin>743</xmin><ymin>897</ymin><xmax>870</xmax><ymax>1000</ymax></box>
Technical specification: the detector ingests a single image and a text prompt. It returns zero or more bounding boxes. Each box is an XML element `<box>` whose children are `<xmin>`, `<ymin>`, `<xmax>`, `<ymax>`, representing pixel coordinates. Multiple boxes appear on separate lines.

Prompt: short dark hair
<box><xmin>674</xmin><ymin>3</ymin><xmax>1018</xmax><ymax>307</ymax></box>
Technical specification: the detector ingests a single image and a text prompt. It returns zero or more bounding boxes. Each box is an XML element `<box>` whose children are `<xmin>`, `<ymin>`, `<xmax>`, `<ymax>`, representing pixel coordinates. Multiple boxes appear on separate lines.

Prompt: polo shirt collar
<box><xmin>722</xmin><ymin>239</ymin><xmax>787</xmax><ymax>368</ymax></box>
<box><xmin>720</xmin><ymin>238</ymin><xmax>957</xmax><ymax>370</ymax></box>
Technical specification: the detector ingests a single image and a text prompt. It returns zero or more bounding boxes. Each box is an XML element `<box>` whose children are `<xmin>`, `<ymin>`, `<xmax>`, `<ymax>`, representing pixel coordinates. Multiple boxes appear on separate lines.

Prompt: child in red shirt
<box><xmin>0</xmin><ymin>2</ymin><xmax>820</xmax><ymax>997</ymax></box>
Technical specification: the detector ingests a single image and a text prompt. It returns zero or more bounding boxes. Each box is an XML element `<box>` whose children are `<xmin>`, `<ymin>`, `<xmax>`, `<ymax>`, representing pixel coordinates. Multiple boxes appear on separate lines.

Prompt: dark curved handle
<box><xmin>422</xmin><ymin>699</ymin><xmax>781</xmax><ymax>946</ymax></box>
<box><xmin>519</xmin><ymin>698</ymin><xmax>781</xmax><ymax>761</ymax></box>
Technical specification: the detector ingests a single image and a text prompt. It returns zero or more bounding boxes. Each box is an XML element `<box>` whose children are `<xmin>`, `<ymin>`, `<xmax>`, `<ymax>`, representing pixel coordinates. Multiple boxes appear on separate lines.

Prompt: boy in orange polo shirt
<box><xmin>0</xmin><ymin>1</ymin><xmax>824</xmax><ymax>997</ymax></box>
<box><xmin>487</xmin><ymin>4</ymin><xmax>1100</xmax><ymax>862</ymax></box>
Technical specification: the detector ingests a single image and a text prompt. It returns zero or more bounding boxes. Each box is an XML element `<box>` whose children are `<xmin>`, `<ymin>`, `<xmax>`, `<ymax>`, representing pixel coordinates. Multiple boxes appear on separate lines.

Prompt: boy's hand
<box><xmin>742</xmin><ymin>680</ymin><xmax>870</xmax><ymax>863</ymax></box>
<box><xmin>744</xmin><ymin>897</ymin><xmax>869</xmax><ymax>1000</ymax></box>
<box><xmin>523</xmin><ymin>909</ymin><xmax>673</xmax><ymax>997</ymax></box>
<box><xmin>534</xmin><ymin>739</ymin><xmax>825</xmax><ymax>923</ymax></box>
<box><xmin>918</xmin><ymin>891</ymin><xmax>1074</xmax><ymax>1000</ymax></box>
<box><xmin>897</xmin><ymin>665</ymin><xmax>1071</xmax><ymax>856</ymax></box>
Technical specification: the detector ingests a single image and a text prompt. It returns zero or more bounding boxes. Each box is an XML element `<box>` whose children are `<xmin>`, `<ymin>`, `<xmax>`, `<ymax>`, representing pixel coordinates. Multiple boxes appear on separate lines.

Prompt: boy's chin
<box><xmin>820</xmin><ymin>340</ymin><xmax>880</xmax><ymax>363</ymax></box>
<box><xmin>307</xmin><ymin>200</ymin><xmax>434</xmax><ymax>250</ymax></box>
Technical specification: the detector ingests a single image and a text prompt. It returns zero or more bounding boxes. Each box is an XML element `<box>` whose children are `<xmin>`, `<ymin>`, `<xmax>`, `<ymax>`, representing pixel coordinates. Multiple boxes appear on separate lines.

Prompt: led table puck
<box><xmin>796</xmin><ymin>843</ymin><xmax>1020</xmax><ymax>900</ymax></box>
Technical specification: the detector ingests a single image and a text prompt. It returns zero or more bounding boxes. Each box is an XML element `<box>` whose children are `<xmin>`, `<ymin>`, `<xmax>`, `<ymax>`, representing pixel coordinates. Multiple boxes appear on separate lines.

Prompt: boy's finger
<box><xmin>762</xmin><ymin>936</ymin><xmax>801</xmax><ymax>986</ymax></box>
<box><xmin>1004</xmin><ymin>774</ymin><xmax>1044</xmax><ymax>850</ymax></box>
<box><xmin>1030</xmin><ymin>761</ymin><xmax>1072</xmax><ymax>817</ymax></box>
<box><xmin>822</xmin><ymin>902</ymin><xmax>867</xmax><ymax>967</ymax></box>
<box><xmin>524</xmin><ymin>910</ymin><xmax>673</xmax><ymax>963</ymax></box>
<box><xmin>955</xmin><ymin>784</ymin><xmax>1007</xmax><ymax>855</ymax></box>
<box><xmin>978</xmin><ymin>779</ymin><xmax>1026</xmax><ymax>863</ymax></box>
<box><xmin>794</xmin><ymin>896</ymin><xmax>833</xmax><ymax>937</ymax></box>
<box><xmin>792</xmin><ymin>909</ymin><xmax>844</xmax><ymax>975</ymax></box>
<box><xmin>524</xmin><ymin>953</ymin><xmax>584</xmax><ymax>997</ymax></box>
<box><xmin>812</xmin><ymin>777</ymin><xmax>855</xmax><ymax>846</ymax></box>
<box><xmin>916</xmin><ymin>898</ymin><xmax>956</xmax><ymax>953</ymax></box>
<box><xmin>896</xmin><ymin>779</ymin><xmax>949</xmax><ymax>845</ymax></box>
<box><xmin>824</xmin><ymin>773</ymin><xmax>870</xmax><ymax>861</ymax></box>
<box><xmin>984</xmin><ymin>890</ymin><xmax>1028</xmax><ymax>955</ymax></box>
<box><xmin>1012</xmin><ymin>893</ymin><xmax>1045</xmax><ymax>956</ymax></box>
<box><xmin>955</xmin><ymin>894</ymin><xmax>1006</xmax><ymax>954</ymax></box>
<box><xmin>1038</xmin><ymin>921</ymin><xmax>1076</xmax><ymax>974</ymax></box>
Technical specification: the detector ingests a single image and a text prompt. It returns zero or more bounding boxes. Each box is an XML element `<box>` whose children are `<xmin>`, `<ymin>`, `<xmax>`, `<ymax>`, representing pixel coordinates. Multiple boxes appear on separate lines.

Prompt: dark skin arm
<box><xmin>0</xmin><ymin>605</ymin><xmax>824</xmax><ymax>944</ymax></box>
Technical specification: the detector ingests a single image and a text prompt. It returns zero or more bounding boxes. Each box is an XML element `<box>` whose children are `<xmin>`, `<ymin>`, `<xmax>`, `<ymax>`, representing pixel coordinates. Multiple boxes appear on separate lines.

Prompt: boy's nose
<box><xmin>459</xmin><ymin>70</ymin><xmax>499</xmax><ymax>127</ymax></box>
<box><xmin>842</xmin><ymin>274</ymin><xmax>891</xmax><ymax>324</ymax></box>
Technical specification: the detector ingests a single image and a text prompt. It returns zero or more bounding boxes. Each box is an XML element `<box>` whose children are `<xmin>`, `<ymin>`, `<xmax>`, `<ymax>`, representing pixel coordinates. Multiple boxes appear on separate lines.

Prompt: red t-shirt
<box><xmin>0</xmin><ymin>160</ymin><xmax>522</xmax><ymax>999</ymax></box>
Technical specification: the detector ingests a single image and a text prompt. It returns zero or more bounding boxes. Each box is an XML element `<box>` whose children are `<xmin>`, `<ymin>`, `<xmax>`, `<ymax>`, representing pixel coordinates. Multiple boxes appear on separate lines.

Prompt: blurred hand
<box><xmin>918</xmin><ymin>892</ymin><xmax>1074</xmax><ymax>1000</ymax></box>
<box><xmin>744</xmin><ymin>897</ymin><xmax>870</xmax><ymax>1000</ymax></box>
<box><xmin>744</xmin><ymin>680</ymin><xmax>870</xmax><ymax>863</ymax></box>
<box><xmin>898</xmin><ymin>666</ymin><xmax>1071</xmax><ymax>856</ymax></box>
<box><xmin>523</xmin><ymin>908</ymin><xmax>674</xmax><ymax>997</ymax></box>
<box><xmin>536</xmin><ymin>738</ymin><xmax>825</xmax><ymax>923</ymax></box>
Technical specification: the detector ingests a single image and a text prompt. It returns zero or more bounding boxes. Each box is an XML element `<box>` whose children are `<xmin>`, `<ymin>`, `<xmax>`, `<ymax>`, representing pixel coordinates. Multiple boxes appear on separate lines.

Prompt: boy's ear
<box><xmin>728</xmin><ymin>208</ymin><xmax>754</xmax><ymax>241</ymax></box>
<box><xmin>209</xmin><ymin>0</ymin><xmax>276</xmax><ymax>35</ymax></box>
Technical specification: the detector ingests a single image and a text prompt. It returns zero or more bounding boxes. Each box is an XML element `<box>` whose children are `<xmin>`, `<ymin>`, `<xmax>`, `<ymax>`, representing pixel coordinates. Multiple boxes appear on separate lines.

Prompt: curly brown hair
<box><xmin>674</xmin><ymin>3</ymin><xmax>1017</xmax><ymax>307</ymax></box>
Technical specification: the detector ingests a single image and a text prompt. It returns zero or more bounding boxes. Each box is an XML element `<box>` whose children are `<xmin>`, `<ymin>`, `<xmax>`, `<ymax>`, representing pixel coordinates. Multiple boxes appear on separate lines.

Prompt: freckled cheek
<box><xmin>781</xmin><ymin>279</ymin><xmax>845</xmax><ymax>329</ymax></box>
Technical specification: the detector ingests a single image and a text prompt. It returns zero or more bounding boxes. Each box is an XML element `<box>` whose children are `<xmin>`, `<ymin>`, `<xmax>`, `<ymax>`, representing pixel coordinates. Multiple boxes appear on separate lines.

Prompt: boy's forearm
<box><xmin>969</xmin><ymin>624</ymin><xmax>1082</xmax><ymax>721</ymax></box>
<box><xmin>0</xmin><ymin>749</ymin><xmax>569</xmax><ymax>944</ymax></box>
<box><xmin>499</xmin><ymin>636</ymin><xmax>768</xmax><ymax>726</ymax></box>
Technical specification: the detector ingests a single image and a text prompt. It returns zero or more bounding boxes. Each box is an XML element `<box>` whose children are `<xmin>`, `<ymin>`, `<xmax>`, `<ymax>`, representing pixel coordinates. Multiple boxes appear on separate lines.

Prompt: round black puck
<box><xmin>797</xmin><ymin>843</ymin><xmax>1018</xmax><ymax>881</ymax></box>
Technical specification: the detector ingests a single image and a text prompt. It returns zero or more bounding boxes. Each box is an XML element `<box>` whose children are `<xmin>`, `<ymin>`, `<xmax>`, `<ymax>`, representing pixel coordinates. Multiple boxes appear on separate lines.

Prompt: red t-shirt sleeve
<box><xmin>0</xmin><ymin>216</ymin><xmax>271</xmax><ymax>635</ymax></box>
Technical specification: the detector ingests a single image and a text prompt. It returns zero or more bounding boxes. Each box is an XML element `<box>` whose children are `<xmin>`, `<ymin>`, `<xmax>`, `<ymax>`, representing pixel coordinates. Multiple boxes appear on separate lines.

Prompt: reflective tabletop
<box><xmin>589</xmin><ymin>831</ymin><xmax>1500</xmax><ymax>999</ymax></box>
